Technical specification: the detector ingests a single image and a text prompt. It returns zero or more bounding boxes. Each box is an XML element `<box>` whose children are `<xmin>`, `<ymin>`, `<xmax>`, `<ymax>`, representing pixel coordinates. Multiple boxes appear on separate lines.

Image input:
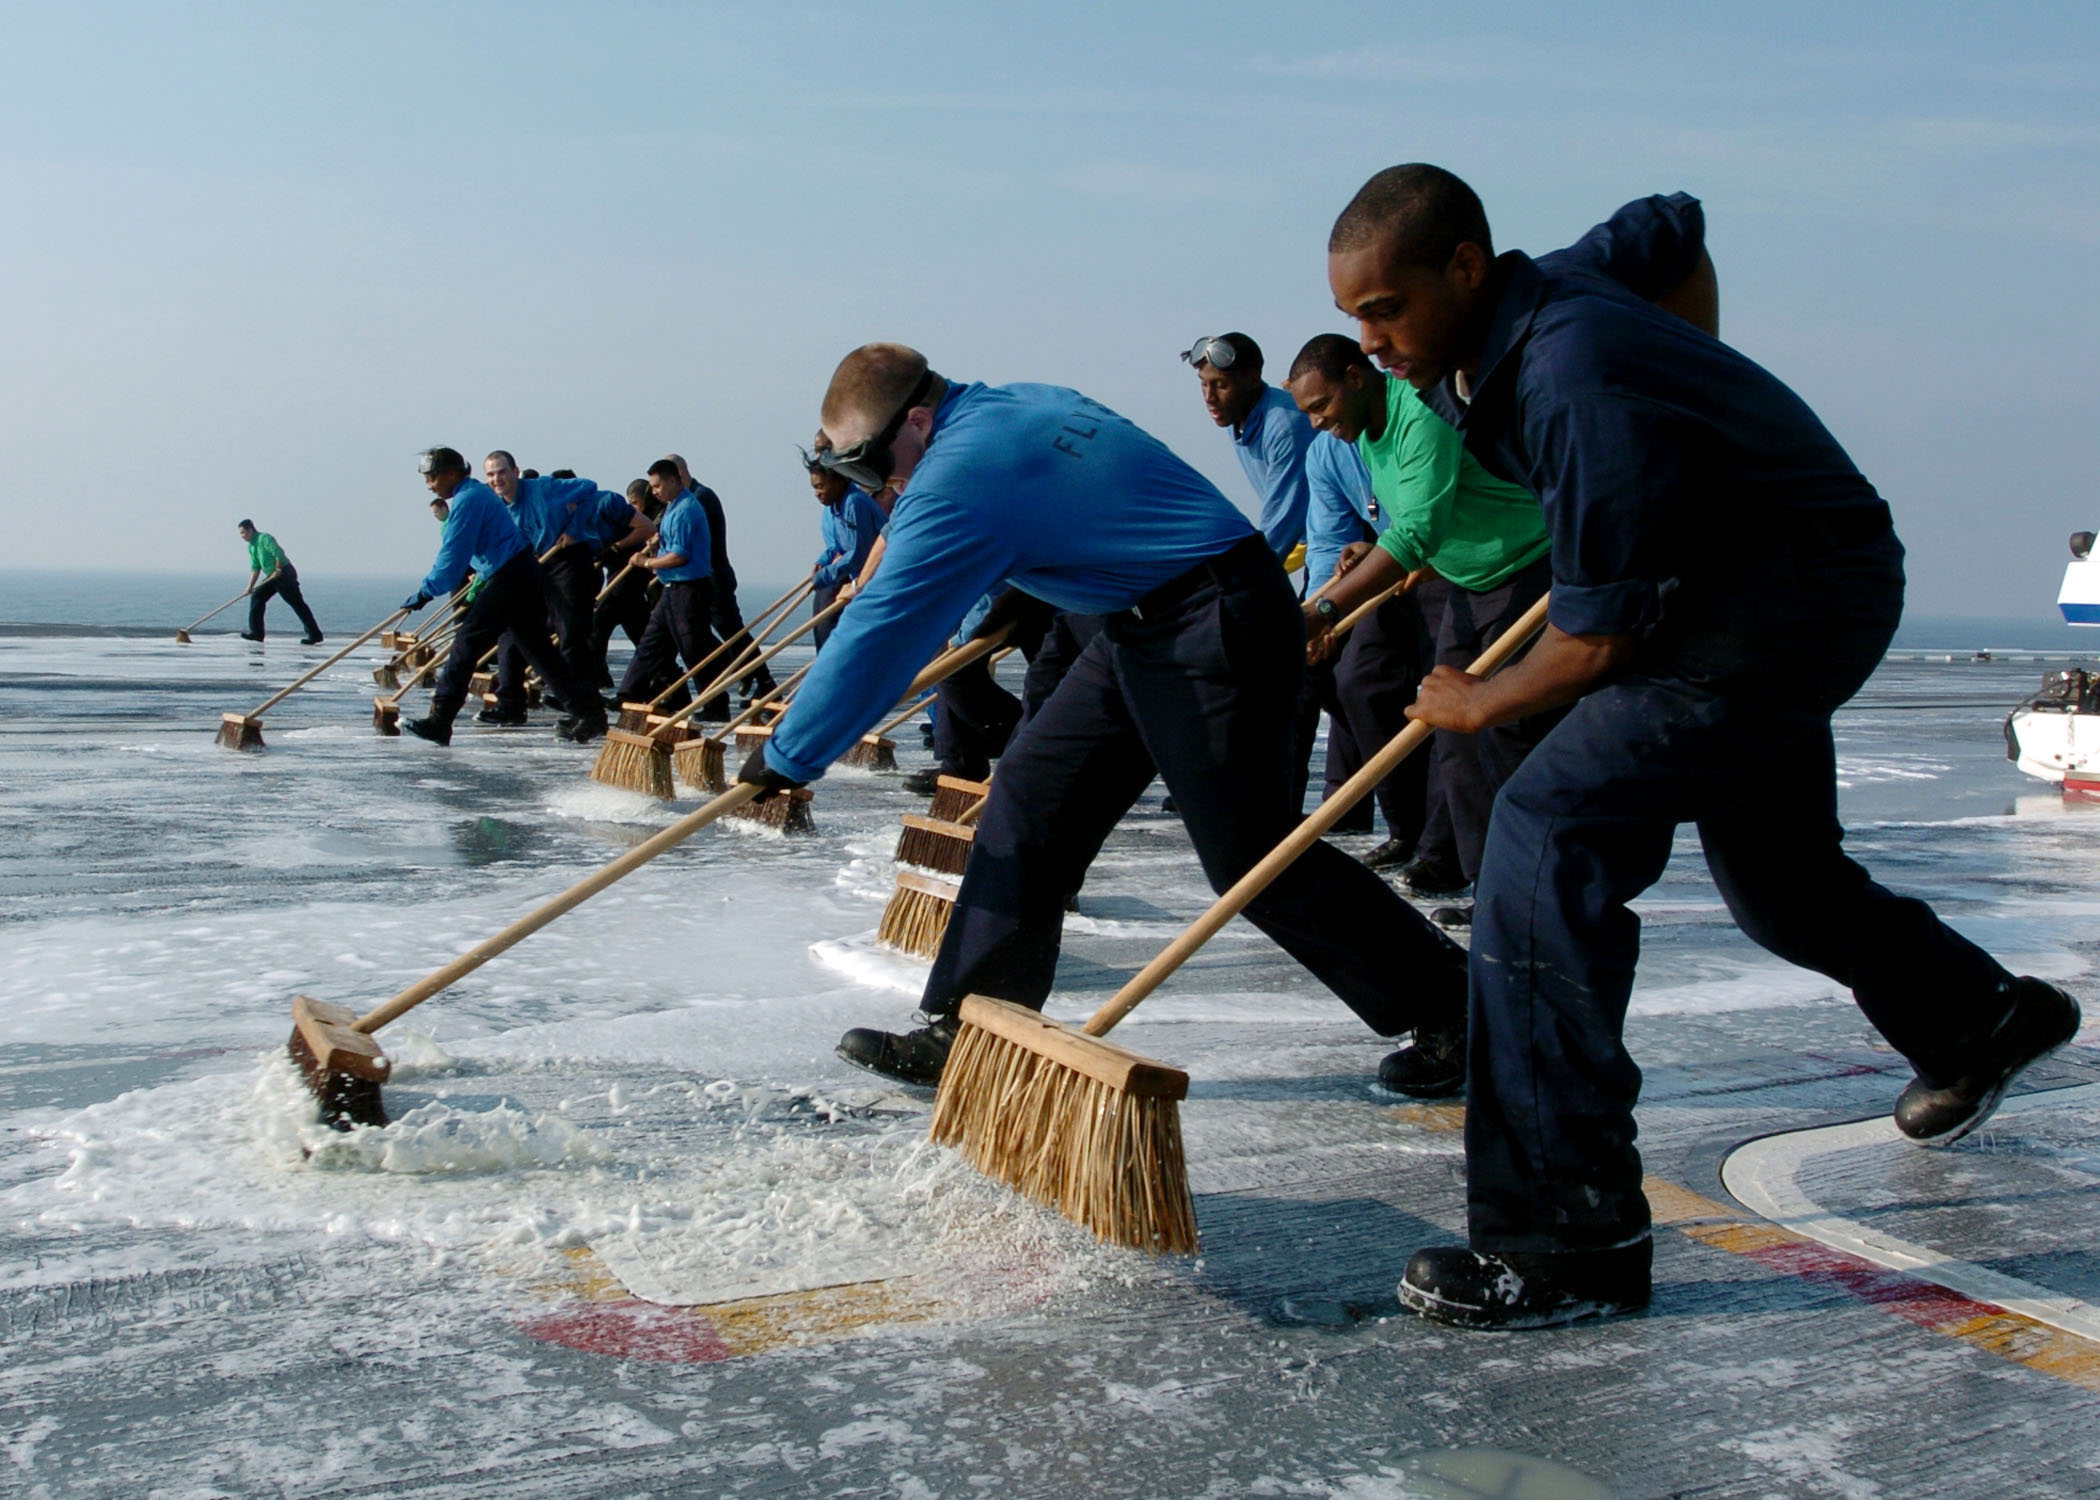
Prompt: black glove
<box><xmin>737</xmin><ymin>745</ymin><xmax>805</xmax><ymax>802</ymax></box>
<box><xmin>401</xmin><ymin>590</ymin><xmax>431</xmax><ymax>612</ymax></box>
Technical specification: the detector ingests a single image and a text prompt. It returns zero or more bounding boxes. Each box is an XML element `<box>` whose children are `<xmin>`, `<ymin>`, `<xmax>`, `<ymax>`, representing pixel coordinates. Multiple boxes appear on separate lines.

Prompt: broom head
<box><xmin>288</xmin><ymin>995</ymin><xmax>390</xmax><ymax>1130</ymax></box>
<box><xmin>896</xmin><ymin>813</ymin><xmax>975</xmax><ymax>876</ymax></box>
<box><xmin>928</xmin><ymin>775</ymin><xmax>992</xmax><ymax>822</ymax></box>
<box><xmin>929</xmin><ymin>995</ymin><xmax>1197</xmax><ymax>1255</ymax></box>
<box><xmin>372</xmin><ymin>663</ymin><xmax>402</xmax><ymax>689</ymax></box>
<box><xmin>876</xmin><ymin>870</ymin><xmax>957</xmax><ymax>959</ymax></box>
<box><xmin>380</xmin><ymin>630</ymin><xmax>406</xmax><ymax>649</ymax></box>
<box><xmin>727</xmin><ymin>786</ymin><xmax>814</xmax><ymax>833</ymax></box>
<box><xmin>733</xmin><ymin>722</ymin><xmax>775</xmax><ymax>755</ymax></box>
<box><xmin>673</xmin><ymin>736</ymin><xmax>727</xmax><ymax>793</ymax></box>
<box><xmin>175</xmin><ymin>629</ymin><xmax>193</xmax><ymax>644</ymax></box>
<box><xmin>841</xmin><ymin>733</ymin><xmax>896</xmax><ymax>770</ymax></box>
<box><xmin>373</xmin><ymin>698</ymin><xmax>401</xmax><ymax>736</ymax></box>
<box><xmin>616</xmin><ymin>701</ymin><xmax>658</xmax><ymax>733</ymax></box>
<box><xmin>589</xmin><ymin>728</ymin><xmax>675</xmax><ymax>799</ymax></box>
<box><xmin>217</xmin><ymin>712</ymin><xmax>264</xmax><ymax>751</ymax></box>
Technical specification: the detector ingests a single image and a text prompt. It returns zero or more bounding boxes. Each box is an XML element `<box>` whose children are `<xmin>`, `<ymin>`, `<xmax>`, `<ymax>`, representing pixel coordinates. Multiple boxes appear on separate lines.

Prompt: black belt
<box><xmin>1125</xmin><ymin>534</ymin><xmax>1274</xmax><ymax>621</ymax></box>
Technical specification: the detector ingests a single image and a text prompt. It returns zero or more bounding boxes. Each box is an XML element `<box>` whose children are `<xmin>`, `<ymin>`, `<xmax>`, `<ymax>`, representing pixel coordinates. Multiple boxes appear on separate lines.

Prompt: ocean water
<box><xmin>3</xmin><ymin>591</ymin><xmax>2098</xmax><ymax>1494</ymax></box>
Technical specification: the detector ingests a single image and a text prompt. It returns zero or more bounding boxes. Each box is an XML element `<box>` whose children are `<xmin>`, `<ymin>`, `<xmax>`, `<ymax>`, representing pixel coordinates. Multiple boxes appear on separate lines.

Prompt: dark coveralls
<box><xmin>431</xmin><ymin>552</ymin><xmax>594</xmax><ymax>726</ymax></box>
<box><xmin>923</xmin><ymin>535</ymin><xmax>1468</xmax><ymax>1033</ymax></box>
<box><xmin>693</xmin><ymin>484</ymin><xmax>773</xmax><ymax>711</ymax></box>
<box><xmin>248</xmin><ymin>563</ymin><xmax>322</xmax><ymax>642</ymax></box>
<box><xmin>1432</xmin><ymin>555</ymin><xmax>1557</xmax><ymax>880</ymax></box>
<box><xmin>1428</xmin><ymin>194</ymin><xmax>2018</xmax><ymax>1256</ymax></box>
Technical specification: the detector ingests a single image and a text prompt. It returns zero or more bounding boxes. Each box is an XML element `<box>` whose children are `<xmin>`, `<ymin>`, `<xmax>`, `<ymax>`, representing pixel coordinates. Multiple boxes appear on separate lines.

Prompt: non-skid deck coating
<box><xmin>4</xmin><ymin>631</ymin><xmax>2099</xmax><ymax>1497</ymax></box>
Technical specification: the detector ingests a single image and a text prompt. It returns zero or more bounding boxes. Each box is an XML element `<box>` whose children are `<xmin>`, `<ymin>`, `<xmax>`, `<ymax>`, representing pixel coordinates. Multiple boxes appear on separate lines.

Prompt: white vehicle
<box><xmin>2005</xmin><ymin>533</ymin><xmax>2100</xmax><ymax>794</ymax></box>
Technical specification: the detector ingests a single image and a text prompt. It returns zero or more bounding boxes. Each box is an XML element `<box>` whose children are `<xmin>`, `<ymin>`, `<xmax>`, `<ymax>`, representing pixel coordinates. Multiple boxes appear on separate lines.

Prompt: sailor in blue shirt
<box><xmin>484</xmin><ymin>453</ymin><xmax>640</xmax><ymax>722</ymax></box>
<box><xmin>1329</xmin><ymin>166</ymin><xmax>2070</xmax><ymax>1328</ymax></box>
<box><xmin>806</xmin><ymin>449</ymin><xmax>886</xmax><ymax>648</ymax></box>
<box><xmin>1294</xmin><ymin>409</ymin><xmax>1436</xmax><ymax>862</ymax></box>
<box><xmin>399</xmin><ymin>448</ymin><xmax>604</xmax><ymax>746</ymax></box>
<box><xmin>749</xmin><ymin>343</ymin><xmax>1468</xmax><ymax>1087</ymax></box>
<box><xmin>615</xmin><ymin>460</ymin><xmax>726</xmax><ymax>712</ymax></box>
<box><xmin>1183</xmin><ymin>332</ymin><xmax>1313</xmax><ymax>559</ymax></box>
<box><xmin>668</xmin><ymin>454</ymin><xmax>773</xmax><ymax>713</ymax></box>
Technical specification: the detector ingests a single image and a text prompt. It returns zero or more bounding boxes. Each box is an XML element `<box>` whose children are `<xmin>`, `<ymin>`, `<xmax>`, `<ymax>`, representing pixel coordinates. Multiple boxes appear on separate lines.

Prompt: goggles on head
<box><xmin>417</xmin><ymin>450</ymin><xmax>441</xmax><ymax>476</ymax></box>
<box><xmin>1181</xmin><ymin>336</ymin><xmax>1238</xmax><ymax>371</ymax></box>
<box><xmin>815</xmin><ymin>369</ymin><xmax>937</xmax><ymax>493</ymax></box>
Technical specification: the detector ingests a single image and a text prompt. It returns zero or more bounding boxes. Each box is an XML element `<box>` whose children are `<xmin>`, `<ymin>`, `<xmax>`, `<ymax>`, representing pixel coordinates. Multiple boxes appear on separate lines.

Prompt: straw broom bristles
<box><xmin>896</xmin><ymin>814</ymin><xmax>975</xmax><ymax>876</ymax></box>
<box><xmin>726</xmin><ymin>786</ymin><xmax>815</xmax><ymax>833</ymax></box>
<box><xmin>673</xmin><ymin>736</ymin><xmax>726</xmax><ymax>794</ymax></box>
<box><xmin>840</xmin><ymin>733</ymin><xmax>896</xmax><ymax>770</ymax></box>
<box><xmin>928</xmin><ymin>997</ymin><xmax>1197</xmax><ymax>1255</ymax></box>
<box><xmin>927</xmin><ymin>776</ymin><xmax>991</xmax><ymax>823</ymax></box>
<box><xmin>876</xmin><ymin>871</ymin><xmax>958</xmax><ymax>958</ymax></box>
<box><xmin>589</xmin><ymin>729</ymin><xmax>675</xmax><ymax>800</ymax></box>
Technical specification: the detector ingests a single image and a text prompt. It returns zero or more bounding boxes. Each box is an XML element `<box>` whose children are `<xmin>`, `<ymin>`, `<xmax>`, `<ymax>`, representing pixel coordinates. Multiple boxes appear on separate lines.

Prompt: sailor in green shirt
<box><xmin>236</xmin><ymin>519</ymin><xmax>324</xmax><ymax>644</ymax></box>
<box><xmin>1286</xmin><ymin>336</ymin><xmax>1554</xmax><ymax>960</ymax></box>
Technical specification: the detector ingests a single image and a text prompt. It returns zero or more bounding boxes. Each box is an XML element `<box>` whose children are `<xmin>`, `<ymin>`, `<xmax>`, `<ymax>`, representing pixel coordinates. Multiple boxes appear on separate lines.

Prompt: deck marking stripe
<box><xmin>1720</xmin><ymin>1084</ymin><xmax>2100</xmax><ymax>1343</ymax></box>
<box><xmin>1647</xmin><ymin>1170</ymin><xmax>2100</xmax><ymax>1394</ymax></box>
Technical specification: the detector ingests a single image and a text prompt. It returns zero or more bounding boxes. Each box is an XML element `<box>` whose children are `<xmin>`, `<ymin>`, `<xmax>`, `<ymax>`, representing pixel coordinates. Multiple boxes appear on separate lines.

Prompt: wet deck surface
<box><xmin>4</xmin><ymin>636</ymin><xmax>2100</xmax><ymax>1497</ymax></box>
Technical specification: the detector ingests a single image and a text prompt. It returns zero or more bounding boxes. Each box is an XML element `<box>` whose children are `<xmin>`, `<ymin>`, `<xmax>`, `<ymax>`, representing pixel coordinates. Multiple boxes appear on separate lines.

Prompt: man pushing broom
<box><xmin>736</xmin><ymin>344</ymin><xmax>1470</xmax><ymax>1087</ymax></box>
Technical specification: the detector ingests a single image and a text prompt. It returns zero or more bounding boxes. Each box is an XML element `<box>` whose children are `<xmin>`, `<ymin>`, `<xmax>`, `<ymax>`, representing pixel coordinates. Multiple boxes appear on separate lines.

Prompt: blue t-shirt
<box><xmin>506</xmin><ymin>476</ymin><xmax>601</xmax><ymax>554</ymax></box>
<box><xmin>654</xmin><ymin>491</ymin><xmax>714</xmax><ymax>583</ymax></box>
<box><xmin>765</xmin><ymin>380</ymin><xmax>1254</xmax><ymax>783</ymax></box>
<box><xmin>1232</xmin><ymin>383</ymin><xmax>1315</xmax><ymax>557</ymax></box>
<box><xmin>574</xmin><ymin>490</ymin><xmax>638</xmax><ymax>554</ymax></box>
<box><xmin>1302</xmin><ymin>433</ymin><xmax>1378</xmax><ymax>586</ymax></box>
<box><xmin>1420</xmin><ymin>192</ymin><xmax>1884</xmax><ymax>638</ymax></box>
<box><xmin>420</xmin><ymin>478</ymin><xmax>527</xmax><ymax>599</ymax></box>
<box><xmin>813</xmin><ymin>486</ymin><xmax>887</xmax><ymax>588</ymax></box>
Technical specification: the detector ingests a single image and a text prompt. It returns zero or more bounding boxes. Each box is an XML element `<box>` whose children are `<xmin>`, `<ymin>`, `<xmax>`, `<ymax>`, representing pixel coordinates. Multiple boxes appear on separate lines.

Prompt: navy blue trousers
<box><xmin>248</xmin><ymin>565</ymin><xmax>321</xmax><ymax>640</ymax></box>
<box><xmin>932</xmin><ymin>655</ymin><xmax>1022</xmax><ymax>781</ymax></box>
<box><xmin>617</xmin><ymin>578</ymin><xmax>721</xmax><ymax>706</ymax></box>
<box><xmin>922</xmin><ymin>544</ymin><xmax>1467</xmax><ymax>1035</ymax></box>
<box><xmin>592</xmin><ymin>560</ymin><xmax>654</xmax><ymax>687</ymax></box>
<box><xmin>1332</xmin><ymin>590</ymin><xmax>1435</xmax><ymax>845</ymax></box>
<box><xmin>1466</xmin><ymin>520</ymin><xmax>2017</xmax><ymax>1254</ymax></box>
<box><xmin>431</xmin><ymin>553</ymin><xmax>593</xmax><ymax>724</ymax></box>
<box><xmin>497</xmin><ymin>546</ymin><xmax>599</xmax><ymax>712</ymax></box>
<box><xmin>1435</xmin><ymin>556</ymin><xmax>1556</xmax><ymax>882</ymax></box>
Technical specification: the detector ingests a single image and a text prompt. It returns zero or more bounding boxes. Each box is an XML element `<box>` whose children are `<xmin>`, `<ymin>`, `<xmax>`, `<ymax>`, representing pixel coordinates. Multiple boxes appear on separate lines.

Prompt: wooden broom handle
<box><xmin>681</xmin><ymin>576</ymin><xmax>821</xmax><ymax>708</ymax></box>
<box><xmin>180</xmin><ymin>588</ymin><xmax>252</xmax><ymax>635</ymax></box>
<box><xmin>703</xmin><ymin>662</ymin><xmax>812</xmax><ymax>744</ymax></box>
<box><xmin>656</xmin><ymin>596</ymin><xmax>844</xmax><ymax>732</ymax></box>
<box><xmin>354</xmin><ymin>783</ymin><xmax>765</xmax><ymax>1034</ymax></box>
<box><xmin>246</xmin><ymin>608</ymin><xmax>413</xmax><ymax>719</ymax></box>
<box><xmin>645</xmin><ymin>574</ymin><xmax>816</xmax><ymax>711</ymax></box>
<box><xmin>1081</xmin><ymin>592</ymin><xmax>1551</xmax><ymax>1038</ymax></box>
<box><xmin>871</xmin><ymin>690</ymin><xmax>938</xmax><ymax>739</ymax></box>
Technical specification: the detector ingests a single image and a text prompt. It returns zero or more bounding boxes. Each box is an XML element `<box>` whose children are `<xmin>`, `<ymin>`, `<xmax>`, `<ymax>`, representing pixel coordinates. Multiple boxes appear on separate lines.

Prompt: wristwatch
<box><xmin>1314</xmin><ymin>597</ymin><xmax>1340</xmax><ymax>623</ymax></box>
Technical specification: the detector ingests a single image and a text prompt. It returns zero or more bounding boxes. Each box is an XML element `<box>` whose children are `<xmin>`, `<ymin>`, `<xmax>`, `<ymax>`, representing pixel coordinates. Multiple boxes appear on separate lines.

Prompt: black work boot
<box><xmin>900</xmin><ymin>767</ymin><xmax>943</xmax><ymax>797</ymax></box>
<box><xmin>836</xmin><ymin>1013</ymin><xmax>959</xmax><ymax>1087</ymax></box>
<box><xmin>404</xmin><ymin>714</ymin><xmax>453</xmax><ymax>747</ymax></box>
<box><xmin>1431</xmin><ymin>903</ymin><xmax>1473</xmax><ymax>930</ymax></box>
<box><xmin>477</xmin><ymin>704</ymin><xmax>528</xmax><ymax>726</ymax></box>
<box><xmin>1396</xmin><ymin>853</ymin><xmax>1469</xmax><ymax>898</ymax></box>
<box><xmin>1362</xmin><ymin>836</ymin><xmax>1414</xmax><ymax>871</ymax></box>
<box><xmin>1399</xmin><ymin>1238</ymin><xmax>1652</xmax><ymax>1330</ymax></box>
<box><xmin>1895</xmin><ymin>977</ymin><xmax>2080</xmax><ymax>1146</ymax></box>
<box><xmin>556</xmin><ymin>713</ymin><xmax>606</xmax><ymax>744</ymax></box>
<box><xmin>1378</xmin><ymin>1015</ymin><xmax>1466</xmax><ymax>1099</ymax></box>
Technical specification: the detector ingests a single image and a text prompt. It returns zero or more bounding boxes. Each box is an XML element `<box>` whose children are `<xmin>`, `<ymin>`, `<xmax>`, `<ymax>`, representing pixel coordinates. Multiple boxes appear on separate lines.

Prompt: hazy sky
<box><xmin>2</xmin><ymin>2</ymin><xmax>2094</xmax><ymax>617</ymax></box>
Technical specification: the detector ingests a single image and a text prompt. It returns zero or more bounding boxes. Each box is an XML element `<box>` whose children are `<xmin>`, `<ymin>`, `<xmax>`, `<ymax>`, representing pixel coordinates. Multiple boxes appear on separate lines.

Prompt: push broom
<box><xmin>592</xmin><ymin>598</ymin><xmax>844</xmax><ymax>798</ymax></box>
<box><xmin>175</xmin><ymin>587</ymin><xmax>250</xmax><ymax>644</ymax></box>
<box><xmin>217</xmin><ymin>607</ymin><xmax>414</xmax><ymax>750</ymax></box>
<box><xmin>841</xmin><ymin>691</ymin><xmax>933</xmax><ymax>771</ymax></box>
<box><xmin>926</xmin><ymin>592</ymin><xmax>1551</xmax><ymax>1255</ymax></box>
<box><xmin>878</xmin><ymin>790</ymin><xmax>988</xmax><ymax>958</ymax></box>
<box><xmin>373</xmin><ymin>585</ymin><xmax>471</xmax><ymax>688</ymax></box>
<box><xmin>613</xmin><ymin>576</ymin><xmax>815</xmax><ymax>733</ymax></box>
<box><xmin>288</xmin><ymin>783</ymin><xmax>767</xmax><ymax>1128</ymax></box>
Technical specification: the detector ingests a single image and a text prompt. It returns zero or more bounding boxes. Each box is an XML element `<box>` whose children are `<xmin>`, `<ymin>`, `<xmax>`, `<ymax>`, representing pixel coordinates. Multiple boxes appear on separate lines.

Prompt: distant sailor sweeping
<box><xmin>235</xmin><ymin>520</ymin><xmax>324</xmax><ymax>645</ymax></box>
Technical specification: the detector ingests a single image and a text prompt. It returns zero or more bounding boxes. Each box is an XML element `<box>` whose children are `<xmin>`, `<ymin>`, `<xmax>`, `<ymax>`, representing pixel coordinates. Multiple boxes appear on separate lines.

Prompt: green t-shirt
<box><xmin>246</xmin><ymin>532</ymin><xmax>288</xmax><ymax>576</ymax></box>
<box><xmin>1356</xmin><ymin>376</ymin><xmax>1549</xmax><ymax>591</ymax></box>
